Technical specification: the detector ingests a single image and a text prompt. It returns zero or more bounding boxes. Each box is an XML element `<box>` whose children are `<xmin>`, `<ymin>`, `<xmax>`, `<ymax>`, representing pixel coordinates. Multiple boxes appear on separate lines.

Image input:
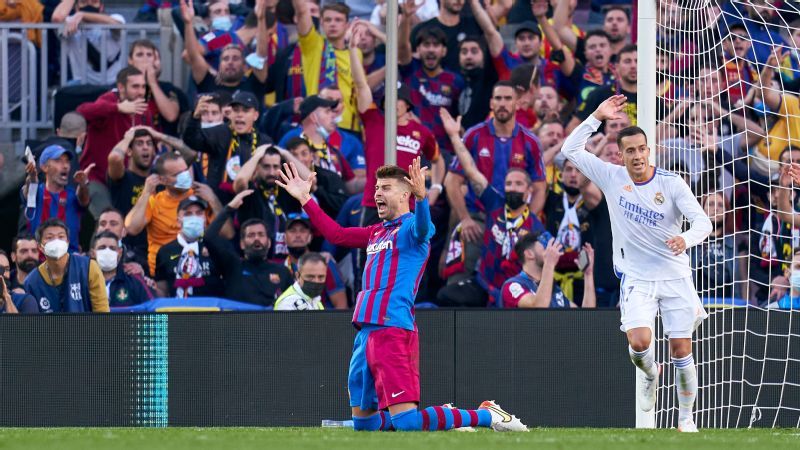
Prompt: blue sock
<box><xmin>391</xmin><ymin>406</ymin><xmax>492</xmax><ymax>431</ymax></box>
<box><xmin>352</xmin><ymin>411</ymin><xmax>393</xmax><ymax>431</ymax></box>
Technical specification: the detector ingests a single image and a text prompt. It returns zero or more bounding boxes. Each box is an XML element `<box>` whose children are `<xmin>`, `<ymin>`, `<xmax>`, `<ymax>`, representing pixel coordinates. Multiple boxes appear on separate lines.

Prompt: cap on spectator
<box><xmin>514</xmin><ymin>21</ymin><xmax>542</xmax><ymax>39</ymax></box>
<box><xmin>178</xmin><ymin>195</ymin><xmax>209</xmax><ymax>212</ymax></box>
<box><xmin>38</xmin><ymin>145</ymin><xmax>73</xmax><ymax>167</ymax></box>
<box><xmin>286</xmin><ymin>212</ymin><xmax>311</xmax><ymax>229</ymax></box>
<box><xmin>299</xmin><ymin>95</ymin><xmax>339</xmax><ymax>121</ymax></box>
<box><xmin>228</xmin><ymin>90</ymin><xmax>259</xmax><ymax>110</ymax></box>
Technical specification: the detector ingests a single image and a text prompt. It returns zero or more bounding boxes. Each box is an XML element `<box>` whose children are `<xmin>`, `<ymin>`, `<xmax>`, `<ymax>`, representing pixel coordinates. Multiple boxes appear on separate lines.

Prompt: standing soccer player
<box><xmin>561</xmin><ymin>95</ymin><xmax>712</xmax><ymax>432</ymax></box>
<box><xmin>277</xmin><ymin>157</ymin><xmax>527</xmax><ymax>432</ymax></box>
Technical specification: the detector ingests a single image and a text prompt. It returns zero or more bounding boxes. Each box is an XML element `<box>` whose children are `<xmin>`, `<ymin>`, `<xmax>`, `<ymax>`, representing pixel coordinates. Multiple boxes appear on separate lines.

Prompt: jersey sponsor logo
<box><xmin>397</xmin><ymin>135</ymin><xmax>422</xmax><ymax>154</ymax></box>
<box><xmin>618</xmin><ymin>196</ymin><xmax>665</xmax><ymax>228</ymax></box>
<box><xmin>70</xmin><ymin>283</ymin><xmax>82</xmax><ymax>301</ymax></box>
<box><xmin>509</xmin><ymin>282</ymin><xmax>525</xmax><ymax>299</ymax></box>
<box><xmin>478</xmin><ymin>148</ymin><xmax>491</xmax><ymax>158</ymax></box>
<box><xmin>418</xmin><ymin>84</ymin><xmax>453</xmax><ymax>107</ymax></box>
<box><xmin>367</xmin><ymin>240</ymin><xmax>393</xmax><ymax>255</ymax></box>
<box><xmin>654</xmin><ymin>192</ymin><xmax>665</xmax><ymax>205</ymax></box>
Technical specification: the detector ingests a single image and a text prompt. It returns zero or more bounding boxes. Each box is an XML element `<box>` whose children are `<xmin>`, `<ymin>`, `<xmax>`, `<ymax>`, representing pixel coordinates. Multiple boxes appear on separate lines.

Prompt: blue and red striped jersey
<box><xmin>476</xmin><ymin>187</ymin><xmax>546</xmax><ymax>306</ymax></box>
<box><xmin>303</xmin><ymin>198</ymin><xmax>435</xmax><ymax>331</ymax></box>
<box><xmin>400</xmin><ymin>59</ymin><xmax>465</xmax><ymax>155</ymax></box>
<box><xmin>450</xmin><ymin>119</ymin><xmax>546</xmax><ymax>213</ymax></box>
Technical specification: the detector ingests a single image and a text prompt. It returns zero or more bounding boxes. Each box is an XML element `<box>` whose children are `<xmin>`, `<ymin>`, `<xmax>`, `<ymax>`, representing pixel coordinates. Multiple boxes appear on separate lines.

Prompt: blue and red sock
<box><xmin>352</xmin><ymin>411</ymin><xmax>394</xmax><ymax>431</ymax></box>
<box><xmin>391</xmin><ymin>406</ymin><xmax>492</xmax><ymax>431</ymax></box>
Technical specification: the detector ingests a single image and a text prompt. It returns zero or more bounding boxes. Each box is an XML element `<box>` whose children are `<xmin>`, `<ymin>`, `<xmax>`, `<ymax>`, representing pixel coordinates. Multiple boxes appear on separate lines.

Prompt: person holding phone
<box><xmin>500</xmin><ymin>233</ymin><xmax>596</xmax><ymax>309</ymax></box>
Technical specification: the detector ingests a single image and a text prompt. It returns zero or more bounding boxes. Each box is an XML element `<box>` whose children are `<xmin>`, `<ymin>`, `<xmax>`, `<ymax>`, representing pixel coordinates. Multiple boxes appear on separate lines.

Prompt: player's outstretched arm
<box><xmin>560</xmin><ymin>95</ymin><xmax>626</xmax><ymax>188</ymax></box>
<box><xmin>667</xmin><ymin>178</ymin><xmax>713</xmax><ymax>255</ymax></box>
<box><xmin>276</xmin><ymin>163</ymin><xmax>372</xmax><ymax>248</ymax></box>
<box><xmin>404</xmin><ymin>156</ymin><xmax>435</xmax><ymax>243</ymax></box>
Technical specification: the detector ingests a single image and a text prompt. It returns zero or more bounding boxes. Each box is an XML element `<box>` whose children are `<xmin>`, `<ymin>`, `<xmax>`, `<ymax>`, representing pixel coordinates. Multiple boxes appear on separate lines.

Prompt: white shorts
<box><xmin>618</xmin><ymin>275</ymin><xmax>709</xmax><ymax>339</ymax></box>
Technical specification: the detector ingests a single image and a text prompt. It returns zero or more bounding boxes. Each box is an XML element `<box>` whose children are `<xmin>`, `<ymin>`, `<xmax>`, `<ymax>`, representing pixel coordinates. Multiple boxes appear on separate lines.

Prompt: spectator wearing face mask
<box><xmin>25</xmin><ymin>218</ymin><xmax>109</xmax><ymax>313</ymax></box>
<box><xmin>201</xmin><ymin>189</ymin><xmax>292</xmax><ymax>306</ymax></box>
<box><xmin>154</xmin><ymin>196</ymin><xmax>225</xmax><ymax>298</ymax></box>
<box><xmin>274</xmin><ymin>252</ymin><xmax>328</xmax><ymax>310</ymax></box>
<box><xmin>124</xmin><ymin>152</ymin><xmax>231</xmax><ymax>276</ymax></box>
<box><xmin>91</xmin><ymin>230</ymin><xmax>153</xmax><ymax>306</ymax></box>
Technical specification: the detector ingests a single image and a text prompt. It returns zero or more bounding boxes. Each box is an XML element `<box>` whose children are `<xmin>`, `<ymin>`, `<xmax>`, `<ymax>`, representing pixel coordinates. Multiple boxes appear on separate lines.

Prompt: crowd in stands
<box><xmin>2</xmin><ymin>0</ymin><xmax>800</xmax><ymax>313</ymax></box>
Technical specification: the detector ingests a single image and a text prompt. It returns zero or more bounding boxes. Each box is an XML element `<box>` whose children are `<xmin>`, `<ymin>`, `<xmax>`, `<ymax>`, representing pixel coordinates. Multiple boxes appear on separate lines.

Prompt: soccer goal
<box><xmin>636</xmin><ymin>0</ymin><xmax>800</xmax><ymax>428</ymax></box>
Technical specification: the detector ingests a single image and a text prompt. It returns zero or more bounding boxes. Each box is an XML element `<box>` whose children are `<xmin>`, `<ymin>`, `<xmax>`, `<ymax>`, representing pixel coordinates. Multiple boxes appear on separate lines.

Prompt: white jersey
<box><xmin>561</xmin><ymin>116</ymin><xmax>712</xmax><ymax>281</ymax></box>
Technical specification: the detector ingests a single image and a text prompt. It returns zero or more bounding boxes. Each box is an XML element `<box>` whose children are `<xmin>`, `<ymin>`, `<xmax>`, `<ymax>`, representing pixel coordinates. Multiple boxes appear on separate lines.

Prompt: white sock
<box><xmin>629</xmin><ymin>346</ymin><xmax>658</xmax><ymax>379</ymax></box>
<box><xmin>673</xmin><ymin>354</ymin><xmax>697</xmax><ymax>422</ymax></box>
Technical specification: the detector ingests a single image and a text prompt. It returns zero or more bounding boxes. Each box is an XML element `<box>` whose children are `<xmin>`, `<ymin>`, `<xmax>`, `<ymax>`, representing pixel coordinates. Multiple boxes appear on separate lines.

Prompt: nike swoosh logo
<box><xmin>170</xmin><ymin>254</ymin><xmax>180</xmax><ymax>260</ymax></box>
<box><xmin>486</xmin><ymin>405</ymin><xmax>512</xmax><ymax>423</ymax></box>
<box><xmin>351</xmin><ymin>209</ymin><xmax>361</xmax><ymax>215</ymax></box>
<box><xmin>391</xmin><ymin>391</ymin><xmax>405</xmax><ymax>398</ymax></box>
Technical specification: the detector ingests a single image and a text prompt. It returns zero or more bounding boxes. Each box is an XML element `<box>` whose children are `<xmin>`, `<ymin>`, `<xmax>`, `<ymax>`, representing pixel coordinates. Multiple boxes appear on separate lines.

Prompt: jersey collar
<box><xmin>383</xmin><ymin>213</ymin><xmax>411</xmax><ymax>229</ymax></box>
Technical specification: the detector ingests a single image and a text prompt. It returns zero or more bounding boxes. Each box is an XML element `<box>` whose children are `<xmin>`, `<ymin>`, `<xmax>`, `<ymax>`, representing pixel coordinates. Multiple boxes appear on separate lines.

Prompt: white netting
<box><xmin>650</xmin><ymin>0</ymin><xmax>800</xmax><ymax>428</ymax></box>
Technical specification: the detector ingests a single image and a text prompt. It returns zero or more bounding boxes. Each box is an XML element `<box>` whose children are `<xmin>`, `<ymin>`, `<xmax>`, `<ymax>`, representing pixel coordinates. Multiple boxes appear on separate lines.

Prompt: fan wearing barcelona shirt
<box><xmin>277</xmin><ymin>157</ymin><xmax>527</xmax><ymax>432</ymax></box>
<box><xmin>397</xmin><ymin>3</ymin><xmax>464</xmax><ymax>159</ymax></box>
<box><xmin>438</xmin><ymin>109</ymin><xmax>546</xmax><ymax>307</ymax></box>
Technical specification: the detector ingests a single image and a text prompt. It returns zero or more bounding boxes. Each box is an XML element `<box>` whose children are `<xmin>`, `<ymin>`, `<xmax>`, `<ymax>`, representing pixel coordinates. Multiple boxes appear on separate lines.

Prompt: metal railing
<box><xmin>0</xmin><ymin>22</ymin><xmax>174</xmax><ymax>144</ymax></box>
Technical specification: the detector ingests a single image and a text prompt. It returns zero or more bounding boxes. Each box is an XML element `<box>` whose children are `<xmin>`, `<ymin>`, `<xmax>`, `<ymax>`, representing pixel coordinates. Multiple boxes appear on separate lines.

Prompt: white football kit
<box><xmin>562</xmin><ymin>116</ymin><xmax>713</xmax><ymax>338</ymax></box>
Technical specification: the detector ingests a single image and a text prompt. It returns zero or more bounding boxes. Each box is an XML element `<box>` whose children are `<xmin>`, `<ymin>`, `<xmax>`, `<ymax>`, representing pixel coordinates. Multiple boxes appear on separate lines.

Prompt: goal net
<box><xmin>647</xmin><ymin>0</ymin><xmax>800</xmax><ymax>428</ymax></box>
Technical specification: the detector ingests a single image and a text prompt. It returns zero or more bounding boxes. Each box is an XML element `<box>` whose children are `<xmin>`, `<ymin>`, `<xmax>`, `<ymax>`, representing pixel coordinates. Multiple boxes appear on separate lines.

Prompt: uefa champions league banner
<box><xmin>0</xmin><ymin>310</ymin><xmax>797</xmax><ymax>427</ymax></box>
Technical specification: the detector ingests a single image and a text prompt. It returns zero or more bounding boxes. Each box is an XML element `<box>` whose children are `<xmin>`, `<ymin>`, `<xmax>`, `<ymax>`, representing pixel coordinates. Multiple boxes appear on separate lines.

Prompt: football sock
<box><xmin>352</xmin><ymin>411</ymin><xmax>394</xmax><ymax>431</ymax></box>
<box><xmin>629</xmin><ymin>345</ymin><xmax>659</xmax><ymax>379</ymax></box>
<box><xmin>673</xmin><ymin>354</ymin><xmax>697</xmax><ymax>421</ymax></box>
<box><xmin>391</xmin><ymin>406</ymin><xmax>492</xmax><ymax>431</ymax></box>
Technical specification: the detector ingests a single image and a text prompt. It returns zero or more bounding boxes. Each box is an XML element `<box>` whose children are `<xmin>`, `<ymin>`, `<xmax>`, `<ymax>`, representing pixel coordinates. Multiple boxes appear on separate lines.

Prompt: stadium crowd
<box><xmin>1</xmin><ymin>0</ymin><xmax>800</xmax><ymax>313</ymax></box>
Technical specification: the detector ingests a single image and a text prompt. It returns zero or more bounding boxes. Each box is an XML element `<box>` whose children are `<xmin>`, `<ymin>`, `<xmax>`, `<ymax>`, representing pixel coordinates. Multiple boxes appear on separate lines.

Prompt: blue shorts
<box><xmin>348</xmin><ymin>325</ymin><xmax>420</xmax><ymax>411</ymax></box>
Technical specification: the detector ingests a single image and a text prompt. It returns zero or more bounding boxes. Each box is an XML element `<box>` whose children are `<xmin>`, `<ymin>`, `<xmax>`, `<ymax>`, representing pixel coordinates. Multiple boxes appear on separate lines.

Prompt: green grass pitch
<box><xmin>1</xmin><ymin>427</ymin><xmax>799</xmax><ymax>450</ymax></box>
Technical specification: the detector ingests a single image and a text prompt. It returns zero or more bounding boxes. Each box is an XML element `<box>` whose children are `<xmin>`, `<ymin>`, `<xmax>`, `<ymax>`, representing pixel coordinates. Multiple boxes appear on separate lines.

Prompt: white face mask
<box><xmin>95</xmin><ymin>248</ymin><xmax>119</xmax><ymax>272</ymax></box>
<box><xmin>43</xmin><ymin>239</ymin><xmax>69</xmax><ymax>259</ymax></box>
<box><xmin>201</xmin><ymin>121</ymin><xmax>224</xmax><ymax>129</ymax></box>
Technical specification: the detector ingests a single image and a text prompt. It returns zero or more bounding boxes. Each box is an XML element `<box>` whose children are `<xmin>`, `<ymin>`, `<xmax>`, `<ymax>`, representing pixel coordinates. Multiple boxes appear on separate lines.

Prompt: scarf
<box><xmin>318</xmin><ymin>38</ymin><xmax>338</xmax><ymax>91</ymax></box>
<box><xmin>287</xmin><ymin>44</ymin><xmax>307</xmax><ymax>99</ymax></box>
<box><xmin>556</xmin><ymin>193</ymin><xmax>583</xmax><ymax>252</ymax></box>
<box><xmin>173</xmin><ymin>234</ymin><xmax>204</xmax><ymax>298</ymax></box>
<box><xmin>220</xmin><ymin>127</ymin><xmax>257</xmax><ymax>193</ymax></box>
<box><xmin>759</xmin><ymin>212</ymin><xmax>779</xmax><ymax>268</ymax></box>
<box><xmin>500</xmin><ymin>205</ymin><xmax>529</xmax><ymax>259</ymax></box>
<box><xmin>443</xmin><ymin>223</ymin><xmax>467</xmax><ymax>278</ymax></box>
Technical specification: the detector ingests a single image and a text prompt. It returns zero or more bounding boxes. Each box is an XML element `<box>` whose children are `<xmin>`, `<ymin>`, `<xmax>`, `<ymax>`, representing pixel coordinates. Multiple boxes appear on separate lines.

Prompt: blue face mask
<box><xmin>174</xmin><ymin>170</ymin><xmax>193</xmax><ymax>190</ymax></box>
<box><xmin>211</xmin><ymin>16</ymin><xmax>233</xmax><ymax>32</ymax></box>
<box><xmin>316</xmin><ymin>125</ymin><xmax>330</xmax><ymax>140</ymax></box>
<box><xmin>791</xmin><ymin>272</ymin><xmax>800</xmax><ymax>288</ymax></box>
<box><xmin>182</xmin><ymin>215</ymin><xmax>205</xmax><ymax>240</ymax></box>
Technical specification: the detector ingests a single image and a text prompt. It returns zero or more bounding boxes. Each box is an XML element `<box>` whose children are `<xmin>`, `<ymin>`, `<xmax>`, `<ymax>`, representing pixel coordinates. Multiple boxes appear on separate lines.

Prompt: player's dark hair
<box><xmin>604</xmin><ymin>6</ymin><xmax>630</xmax><ymax>22</ymax></box>
<box><xmin>458</xmin><ymin>35</ymin><xmax>486</xmax><ymax>54</ymax></box>
<box><xmin>514</xmin><ymin>232</ymin><xmax>540</xmax><ymax>265</ymax></box>
<box><xmin>35</xmin><ymin>218</ymin><xmax>69</xmax><ymax>243</ymax></box>
<box><xmin>778</xmin><ymin>146</ymin><xmax>799</xmax><ymax>163</ymax></box>
<box><xmin>94</xmin><ymin>207</ymin><xmax>125</xmax><ymax>235</ymax></box>
<box><xmin>506</xmin><ymin>167</ymin><xmax>532</xmax><ymax>185</ymax></box>
<box><xmin>376</xmin><ymin>165</ymin><xmax>411</xmax><ymax>185</ymax></box>
<box><xmin>298</xmin><ymin>252</ymin><xmax>326</xmax><ymax>271</ymax></box>
<box><xmin>616</xmin><ymin>126</ymin><xmax>648</xmax><ymax>149</ymax></box>
<box><xmin>12</xmin><ymin>234</ymin><xmax>37</xmax><ymax>253</ymax></box>
<box><xmin>493</xmin><ymin>80</ymin><xmax>517</xmax><ymax>96</ymax></box>
<box><xmin>116</xmin><ymin>66</ymin><xmax>142</xmax><ymax>86</ymax></box>
<box><xmin>130</xmin><ymin>128</ymin><xmax>155</xmax><ymax>148</ymax></box>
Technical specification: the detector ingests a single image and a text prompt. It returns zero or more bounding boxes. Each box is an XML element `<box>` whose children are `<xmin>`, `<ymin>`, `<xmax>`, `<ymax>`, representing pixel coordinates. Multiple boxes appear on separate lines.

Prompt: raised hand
<box><xmin>543</xmin><ymin>238</ymin><xmax>564</xmax><ymax>268</ymax></box>
<box><xmin>531</xmin><ymin>0</ymin><xmax>548</xmax><ymax>19</ymax></box>
<box><xmin>180</xmin><ymin>0</ymin><xmax>195</xmax><ymax>24</ymax></box>
<box><xmin>593</xmin><ymin>94</ymin><xmax>627</xmax><ymax>122</ymax></box>
<box><xmin>228</xmin><ymin>189</ymin><xmax>254</xmax><ymax>209</ymax></box>
<box><xmin>404</xmin><ymin>156</ymin><xmax>428</xmax><ymax>201</ymax></box>
<box><xmin>143</xmin><ymin>173</ymin><xmax>161</xmax><ymax>195</ymax></box>
<box><xmin>192</xmin><ymin>182</ymin><xmax>216</xmax><ymax>202</ymax></box>
<box><xmin>118</xmin><ymin>98</ymin><xmax>148</xmax><ymax>115</ymax></box>
<box><xmin>254</xmin><ymin>0</ymin><xmax>266</xmax><ymax>20</ymax></box>
<box><xmin>439</xmin><ymin>108</ymin><xmax>462</xmax><ymax>138</ymax></box>
<box><xmin>577</xmin><ymin>243</ymin><xmax>595</xmax><ymax>274</ymax></box>
<box><xmin>193</xmin><ymin>95</ymin><xmax>214</xmax><ymax>119</ymax></box>
<box><xmin>787</xmin><ymin>163</ymin><xmax>800</xmax><ymax>185</ymax></box>
<box><xmin>74</xmin><ymin>163</ymin><xmax>95</xmax><ymax>186</ymax></box>
<box><xmin>276</xmin><ymin>162</ymin><xmax>316</xmax><ymax>205</ymax></box>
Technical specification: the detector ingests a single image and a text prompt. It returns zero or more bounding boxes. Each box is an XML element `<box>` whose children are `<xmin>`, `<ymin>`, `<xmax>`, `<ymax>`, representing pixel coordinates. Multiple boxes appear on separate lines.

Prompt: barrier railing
<box><xmin>0</xmin><ymin>22</ymin><xmax>168</xmax><ymax>144</ymax></box>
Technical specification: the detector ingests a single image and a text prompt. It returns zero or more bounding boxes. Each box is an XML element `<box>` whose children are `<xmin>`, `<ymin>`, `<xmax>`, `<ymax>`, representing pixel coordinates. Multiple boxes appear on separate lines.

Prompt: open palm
<box><xmin>276</xmin><ymin>162</ymin><xmax>316</xmax><ymax>204</ymax></box>
<box><xmin>594</xmin><ymin>94</ymin><xmax>627</xmax><ymax>122</ymax></box>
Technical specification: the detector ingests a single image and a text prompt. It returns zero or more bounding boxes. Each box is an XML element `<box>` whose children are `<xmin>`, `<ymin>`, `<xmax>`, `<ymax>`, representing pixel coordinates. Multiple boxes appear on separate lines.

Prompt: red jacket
<box><xmin>76</xmin><ymin>91</ymin><xmax>160</xmax><ymax>184</ymax></box>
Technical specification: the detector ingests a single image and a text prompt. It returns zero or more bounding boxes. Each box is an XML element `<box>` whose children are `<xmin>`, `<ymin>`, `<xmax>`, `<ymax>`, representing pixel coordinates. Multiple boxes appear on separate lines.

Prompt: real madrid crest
<box><xmin>654</xmin><ymin>192</ymin><xmax>665</xmax><ymax>205</ymax></box>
